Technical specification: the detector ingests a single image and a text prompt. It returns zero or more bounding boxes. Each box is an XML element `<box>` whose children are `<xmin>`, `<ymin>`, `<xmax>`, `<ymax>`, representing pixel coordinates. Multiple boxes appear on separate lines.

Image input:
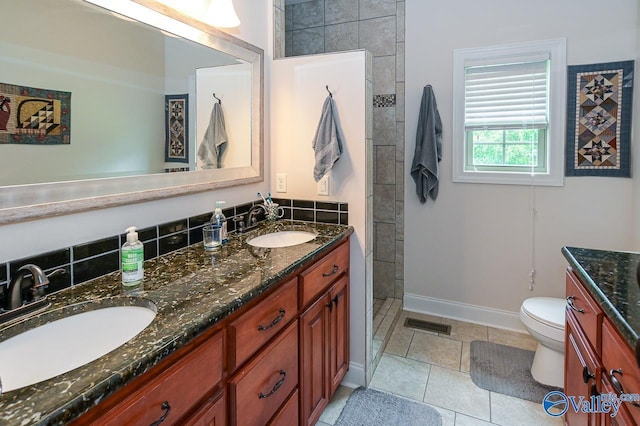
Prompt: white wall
<box><xmin>404</xmin><ymin>0</ymin><xmax>639</xmax><ymax>329</ymax></box>
<box><xmin>271</xmin><ymin>51</ymin><xmax>368</xmax><ymax>386</ymax></box>
<box><xmin>0</xmin><ymin>0</ymin><xmax>270</xmax><ymax>262</ymax></box>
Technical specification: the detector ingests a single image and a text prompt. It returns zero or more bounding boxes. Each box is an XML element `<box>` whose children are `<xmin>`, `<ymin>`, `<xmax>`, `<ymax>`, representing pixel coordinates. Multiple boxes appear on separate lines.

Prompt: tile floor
<box><xmin>317</xmin><ymin>310</ymin><xmax>564</xmax><ymax>426</ymax></box>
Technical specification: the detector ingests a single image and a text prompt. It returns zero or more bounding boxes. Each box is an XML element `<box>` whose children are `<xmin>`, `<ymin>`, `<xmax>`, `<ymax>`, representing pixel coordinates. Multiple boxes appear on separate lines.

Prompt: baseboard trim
<box><xmin>341</xmin><ymin>362</ymin><xmax>365</xmax><ymax>388</ymax></box>
<box><xmin>403</xmin><ymin>293</ymin><xmax>526</xmax><ymax>332</ymax></box>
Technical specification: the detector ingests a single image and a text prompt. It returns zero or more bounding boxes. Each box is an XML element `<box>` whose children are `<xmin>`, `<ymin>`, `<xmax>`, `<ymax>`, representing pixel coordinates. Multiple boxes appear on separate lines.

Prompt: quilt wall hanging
<box><xmin>165</xmin><ymin>94</ymin><xmax>189</xmax><ymax>163</ymax></box>
<box><xmin>565</xmin><ymin>60</ymin><xmax>634</xmax><ymax>177</ymax></box>
<box><xmin>0</xmin><ymin>83</ymin><xmax>71</xmax><ymax>145</ymax></box>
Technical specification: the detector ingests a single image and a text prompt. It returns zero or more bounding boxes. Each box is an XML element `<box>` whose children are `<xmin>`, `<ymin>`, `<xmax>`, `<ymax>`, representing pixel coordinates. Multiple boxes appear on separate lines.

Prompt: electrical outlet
<box><xmin>317</xmin><ymin>175</ymin><xmax>329</xmax><ymax>196</ymax></box>
<box><xmin>276</xmin><ymin>173</ymin><xmax>287</xmax><ymax>193</ymax></box>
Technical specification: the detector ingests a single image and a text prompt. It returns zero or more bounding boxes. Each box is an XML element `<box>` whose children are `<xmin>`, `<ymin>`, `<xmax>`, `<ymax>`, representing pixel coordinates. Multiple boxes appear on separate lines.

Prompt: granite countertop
<box><xmin>562</xmin><ymin>246</ymin><xmax>640</xmax><ymax>354</ymax></box>
<box><xmin>0</xmin><ymin>221</ymin><xmax>353</xmax><ymax>426</ymax></box>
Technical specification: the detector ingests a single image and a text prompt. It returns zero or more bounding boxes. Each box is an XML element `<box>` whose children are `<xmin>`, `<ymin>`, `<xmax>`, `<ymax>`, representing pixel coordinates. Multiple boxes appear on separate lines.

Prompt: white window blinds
<box><xmin>464</xmin><ymin>58</ymin><xmax>549</xmax><ymax>131</ymax></box>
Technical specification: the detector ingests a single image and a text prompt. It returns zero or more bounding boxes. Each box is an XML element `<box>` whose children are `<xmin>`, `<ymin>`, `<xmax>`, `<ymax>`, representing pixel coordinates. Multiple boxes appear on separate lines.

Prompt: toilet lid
<box><xmin>522</xmin><ymin>297</ymin><xmax>565</xmax><ymax>329</ymax></box>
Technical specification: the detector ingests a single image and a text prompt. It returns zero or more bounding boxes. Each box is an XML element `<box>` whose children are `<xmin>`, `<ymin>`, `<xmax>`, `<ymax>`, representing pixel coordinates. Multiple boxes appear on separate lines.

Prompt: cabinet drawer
<box><xmin>229</xmin><ymin>277</ymin><xmax>298</xmax><ymax>369</ymax></box>
<box><xmin>182</xmin><ymin>390</ymin><xmax>225</xmax><ymax>426</ymax></box>
<box><xmin>97</xmin><ymin>331</ymin><xmax>224</xmax><ymax>426</ymax></box>
<box><xmin>566</xmin><ymin>270</ymin><xmax>603</xmax><ymax>353</ymax></box>
<box><xmin>602</xmin><ymin>318</ymin><xmax>640</xmax><ymax>423</ymax></box>
<box><xmin>268</xmin><ymin>388</ymin><xmax>299</xmax><ymax>426</ymax></box>
<box><xmin>300</xmin><ymin>241</ymin><xmax>349</xmax><ymax>307</ymax></box>
<box><xmin>229</xmin><ymin>320</ymin><xmax>299</xmax><ymax>426</ymax></box>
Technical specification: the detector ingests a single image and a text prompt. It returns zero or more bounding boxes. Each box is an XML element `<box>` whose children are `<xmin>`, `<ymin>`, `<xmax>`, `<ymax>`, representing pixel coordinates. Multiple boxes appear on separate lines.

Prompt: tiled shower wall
<box><xmin>275</xmin><ymin>0</ymin><xmax>405</xmax><ymax>299</ymax></box>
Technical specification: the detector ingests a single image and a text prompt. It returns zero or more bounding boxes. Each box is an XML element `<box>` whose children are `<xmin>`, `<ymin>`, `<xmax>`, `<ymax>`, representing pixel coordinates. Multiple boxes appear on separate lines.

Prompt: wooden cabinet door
<box><xmin>300</xmin><ymin>293</ymin><xmax>330</xmax><ymax>426</ymax></box>
<box><xmin>182</xmin><ymin>391</ymin><xmax>225</xmax><ymax>426</ymax></box>
<box><xmin>328</xmin><ymin>275</ymin><xmax>349</xmax><ymax>396</ymax></box>
<box><xmin>565</xmin><ymin>315</ymin><xmax>598</xmax><ymax>426</ymax></box>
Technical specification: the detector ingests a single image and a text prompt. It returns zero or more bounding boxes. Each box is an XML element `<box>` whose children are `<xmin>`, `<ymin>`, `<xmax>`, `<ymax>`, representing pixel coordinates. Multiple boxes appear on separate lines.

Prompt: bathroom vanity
<box><xmin>0</xmin><ymin>222</ymin><xmax>352</xmax><ymax>426</ymax></box>
<box><xmin>562</xmin><ymin>247</ymin><xmax>640</xmax><ymax>425</ymax></box>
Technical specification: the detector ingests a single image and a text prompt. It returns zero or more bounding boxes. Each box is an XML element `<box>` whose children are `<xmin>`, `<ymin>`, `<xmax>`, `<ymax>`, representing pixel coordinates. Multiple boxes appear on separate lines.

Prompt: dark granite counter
<box><xmin>562</xmin><ymin>246</ymin><xmax>640</xmax><ymax>354</ymax></box>
<box><xmin>0</xmin><ymin>221</ymin><xmax>352</xmax><ymax>425</ymax></box>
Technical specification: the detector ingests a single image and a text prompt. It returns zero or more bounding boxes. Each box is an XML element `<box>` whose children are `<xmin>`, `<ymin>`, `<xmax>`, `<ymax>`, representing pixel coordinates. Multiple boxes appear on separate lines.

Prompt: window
<box><xmin>452</xmin><ymin>39</ymin><xmax>566</xmax><ymax>186</ymax></box>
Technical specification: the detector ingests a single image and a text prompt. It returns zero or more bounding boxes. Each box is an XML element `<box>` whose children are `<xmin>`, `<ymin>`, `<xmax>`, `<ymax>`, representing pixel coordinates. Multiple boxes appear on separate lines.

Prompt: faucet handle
<box><xmin>233</xmin><ymin>216</ymin><xmax>245</xmax><ymax>233</ymax></box>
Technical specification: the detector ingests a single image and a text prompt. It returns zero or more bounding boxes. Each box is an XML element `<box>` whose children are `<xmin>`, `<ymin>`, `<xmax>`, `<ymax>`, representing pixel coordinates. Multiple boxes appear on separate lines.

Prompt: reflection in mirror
<box><xmin>0</xmin><ymin>0</ymin><xmax>263</xmax><ymax>224</ymax></box>
<box><xmin>1</xmin><ymin>0</ymin><xmax>251</xmax><ymax>185</ymax></box>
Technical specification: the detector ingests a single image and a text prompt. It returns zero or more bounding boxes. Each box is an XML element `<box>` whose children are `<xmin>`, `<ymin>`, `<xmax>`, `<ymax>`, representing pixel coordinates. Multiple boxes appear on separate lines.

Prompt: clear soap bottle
<box><xmin>211</xmin><ymin>201</ymin><xmax>228</xmax><ymax>244</ymax></box>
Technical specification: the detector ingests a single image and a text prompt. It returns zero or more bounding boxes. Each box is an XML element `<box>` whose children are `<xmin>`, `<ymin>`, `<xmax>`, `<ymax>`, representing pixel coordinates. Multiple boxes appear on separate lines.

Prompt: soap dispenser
<box><xmin>122</xmin><ymin>226</ymin><xmax>144</xmax><ymax>289</ymax></box>
<box><xmin>211</xmin><ymin>201</ymin><xmax>228</xmax><ymax>244</ymax></box>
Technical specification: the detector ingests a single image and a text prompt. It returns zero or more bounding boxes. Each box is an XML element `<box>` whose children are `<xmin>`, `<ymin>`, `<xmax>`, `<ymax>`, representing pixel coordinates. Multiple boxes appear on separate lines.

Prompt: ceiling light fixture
<box><xmin>208</xmin><ymin>0</ymin><xmax>240</xmax><ymax>28</ymax></box>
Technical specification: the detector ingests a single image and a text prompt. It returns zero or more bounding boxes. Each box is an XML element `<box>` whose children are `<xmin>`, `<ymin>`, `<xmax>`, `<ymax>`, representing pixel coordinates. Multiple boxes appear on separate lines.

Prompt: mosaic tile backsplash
<box><xmin>0</xmin><ymin>198</ymin><xmax>348</xmax><ymax>307</ymax></box>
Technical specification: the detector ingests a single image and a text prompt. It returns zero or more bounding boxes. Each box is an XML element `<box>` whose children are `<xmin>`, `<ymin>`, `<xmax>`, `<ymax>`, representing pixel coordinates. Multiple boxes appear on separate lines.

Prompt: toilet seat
<box><xmin>521</xmin><ymin>297</ymin><xmax>565</xmax><ymax>330</ymax></box>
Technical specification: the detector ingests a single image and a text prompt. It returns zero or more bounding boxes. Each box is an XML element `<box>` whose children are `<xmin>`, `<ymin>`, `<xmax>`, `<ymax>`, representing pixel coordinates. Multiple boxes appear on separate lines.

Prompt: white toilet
<box><xmin>519</xmin><ymin>297</ymin><xmax>566</xmax><ymax>388</ymax></box>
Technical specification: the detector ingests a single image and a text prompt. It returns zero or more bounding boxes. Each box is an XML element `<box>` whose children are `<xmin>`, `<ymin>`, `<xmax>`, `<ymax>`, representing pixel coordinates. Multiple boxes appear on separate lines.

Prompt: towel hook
<box><xmin>326</xmin><ymin>85</ymin><xmax>333</xmax><ymax>98</ymax></box>
<box><xmin>212</xmin><ymin>93</ymin><xmax>221</xmax><ymax>104</ymax></box>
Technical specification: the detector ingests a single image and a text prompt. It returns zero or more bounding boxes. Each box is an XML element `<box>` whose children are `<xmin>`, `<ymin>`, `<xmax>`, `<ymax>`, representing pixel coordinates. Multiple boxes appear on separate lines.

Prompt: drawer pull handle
<box><xmin>322</xmin><ymin>265</ymin><xmax>339</xmax><ymax>277</ymax></box>
<box><xmin>582</xmin><ymin>366</ymin><xmax>595</xmax><ymax>384</ymax></box>
<box><xmin>566</xmin><ymin>296</ymin><xmax>585</xmax><ymax>314</ymax></box>
<box><xmin>332</xmin><ymin>295</ymin><xmax>339</xmax><ymax>307</ymax></box>
<box><xmin>609</xmin><ymin>369</ymin><xmax>640</xmax><ymax>407</ymax></box>
<box><xmin>257</xmin><ymin>309</ymin><xmax>286</xmax><ymax>331</ymax></box>
<box><xmin>149</xmin><ymin>401</ymin><xmax>171</xmax><ymax>426</ymax></box>
<box><xmin>258</xmin><ymin>370</ymin><xmax>286</xmax><ymax>399</ymax></box>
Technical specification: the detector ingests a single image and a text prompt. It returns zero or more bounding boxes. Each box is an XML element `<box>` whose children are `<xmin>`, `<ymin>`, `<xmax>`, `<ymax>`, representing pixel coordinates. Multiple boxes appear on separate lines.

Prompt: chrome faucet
<box><xmin>244</xmin><ymin>204</ymin><xmax>266</xmax><ymax>229</ymax></box>
<box><xmin>5</xmin><ymin>264</ymin><xmax>64</xmax><ymax>310</ymax></box>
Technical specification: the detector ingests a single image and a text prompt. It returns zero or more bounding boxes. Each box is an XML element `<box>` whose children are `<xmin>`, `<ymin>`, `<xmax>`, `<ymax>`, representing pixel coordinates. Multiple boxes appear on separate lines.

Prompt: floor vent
<box><xmin>404</xmin><ymin>318</ymin><xmax>451</xmax><ymax>335</ymax></box>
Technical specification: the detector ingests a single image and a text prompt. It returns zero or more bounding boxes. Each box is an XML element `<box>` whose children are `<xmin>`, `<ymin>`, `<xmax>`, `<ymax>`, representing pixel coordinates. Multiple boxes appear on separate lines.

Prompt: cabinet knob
<box><xmin>609</xmin><ymin>369</ymin><xmax>640</xmax><ymax>407</ymax></box>
<box><xmin>149</xmin><ymin>401</ymin><xmax>171</xmax><ymax>426</ymax></box>
<box><xmin>322</xmin><ymin>265</ymin><xmax>339</xmax><ymax>277</ymax></box>
<box><xmin>566</xmin><ymin>296</ymin><xmax>585</xmax><ymax>314</ymax></box>
<box><xmin>582</xmin><ymin>366</ymin><xmax>595</xmax><ymax>384</ymax></box>
<box><xmin>258</xmin><ymin>370</ymin><xmax>286</xmax><ymax>399</ymax></box>
<box><xmin>257</xmin><ymin>308</ymin><xmax>286</xmax><ymax>331</ymax></box>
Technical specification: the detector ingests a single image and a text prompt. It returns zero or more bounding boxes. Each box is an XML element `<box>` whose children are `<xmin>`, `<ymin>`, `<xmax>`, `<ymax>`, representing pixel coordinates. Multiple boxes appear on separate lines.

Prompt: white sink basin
<box><xmin>247</xmin><ymin>231</ymin><xmax>317</xmax><ymax>248</ymax></box>
<box><xmin>0</xmin><ymin>304</ymin><xmax>156</xmax><ymax>393</ymax></box>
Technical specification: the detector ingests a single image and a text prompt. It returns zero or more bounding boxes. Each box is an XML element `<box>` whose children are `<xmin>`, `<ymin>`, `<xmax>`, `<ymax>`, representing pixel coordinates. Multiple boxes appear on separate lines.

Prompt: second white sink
<box><xmin>247</xmin><ymin>231</ymin><xmax>317</xmax><ymax>248</ymax></box>
<box><xmin>0</xmin><ymin>303</ymin><xmax>156</xmax><ymax>393</ymax></box>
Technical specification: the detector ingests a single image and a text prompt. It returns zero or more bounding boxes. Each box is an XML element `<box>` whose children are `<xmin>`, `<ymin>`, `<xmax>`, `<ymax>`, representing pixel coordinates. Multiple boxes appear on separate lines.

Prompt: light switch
<box><xmin>317</xmin><ymin>175</ymin><xmax>329</xmax><ymax>196</ymax></box>
<box><xmin>276</xmin><ymin>173</ymin><xmax>287</xmax><ymax>193</ymax></box>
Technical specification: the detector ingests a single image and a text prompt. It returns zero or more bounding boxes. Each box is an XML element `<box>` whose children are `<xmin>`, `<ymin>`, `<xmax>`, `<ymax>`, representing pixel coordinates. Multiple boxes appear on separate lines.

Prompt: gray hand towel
<box><xmin>312</xmin><ymin>95</ymin><xmax>344</xmax><ymax>182</ymax></box>
<box><xmin>198</xmin><ymin>102</ymin><xmax>228</xmax><ymax>169</ymax></box>
<box><xmin>411</xmin><ymin>85</ymin><xmax>443</xmax><ymax>203</ymax></box>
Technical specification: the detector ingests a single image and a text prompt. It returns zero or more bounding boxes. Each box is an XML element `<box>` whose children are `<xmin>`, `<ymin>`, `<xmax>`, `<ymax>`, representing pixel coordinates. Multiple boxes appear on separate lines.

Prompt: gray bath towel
<box><xmin>312</xmin><ymin>95</ymin><xmax>344</xmax><ymax>182</ymax></box>
<box><xmin>411</xmin><ymin>85</ymin><xmax>442</xmax><ymax>203</ymax></box>
<box><xmin>198</xmin><ymin>102</ymin><xmax>228</xmax><ymax>169</ymax></box>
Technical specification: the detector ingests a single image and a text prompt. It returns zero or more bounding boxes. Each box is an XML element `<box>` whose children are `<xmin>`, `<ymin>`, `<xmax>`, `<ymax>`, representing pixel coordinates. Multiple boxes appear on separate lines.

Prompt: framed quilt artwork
<box><xmin>165</xmin><ymin>94</ymin><xmax>189</xmax><ymax>163</ymax></box>
<box><xmin>565</xmin><ymin>60</ymin><xmax>634</xmax><ymax>177</ymax></box>
<box><xmin>0</xmin><ymin>83</ymin><xmax>71</xmax><ymax>145</ymax></box>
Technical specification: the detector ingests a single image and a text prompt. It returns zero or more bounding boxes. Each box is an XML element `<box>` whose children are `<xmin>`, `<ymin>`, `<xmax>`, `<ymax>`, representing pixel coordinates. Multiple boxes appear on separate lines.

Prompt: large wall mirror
<box><xmin>0</xmin><ymin>0</ymin><xmax>263</xmax><ymax>224</ymax></box>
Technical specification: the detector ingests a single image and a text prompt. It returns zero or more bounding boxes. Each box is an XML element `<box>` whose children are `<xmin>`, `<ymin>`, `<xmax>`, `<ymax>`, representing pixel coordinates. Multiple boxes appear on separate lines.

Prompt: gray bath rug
<box><xmin>470</xmin><ymin>340</ymin><xmax>561</xmax><ymax>403</ymax></box>
<box><xmin>335</xmin><ymin>387</ymin><xmax>442</xmax><ymax>426</ymax></box>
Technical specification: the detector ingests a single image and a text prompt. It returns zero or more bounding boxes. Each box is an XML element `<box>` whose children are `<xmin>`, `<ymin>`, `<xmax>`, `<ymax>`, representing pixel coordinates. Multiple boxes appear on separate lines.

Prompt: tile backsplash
<box><xmin>0</xmin><ymin>198</ymin><xmax>348</xmax><ymax>306</ymax></box>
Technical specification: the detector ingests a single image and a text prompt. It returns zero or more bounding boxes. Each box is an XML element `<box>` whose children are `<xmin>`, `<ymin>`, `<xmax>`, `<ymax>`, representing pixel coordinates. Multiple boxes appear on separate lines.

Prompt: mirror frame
<box><xmin>0</xmin><ymin>0</ymin><xmax>264</xmax><ymax>224</ymax></box>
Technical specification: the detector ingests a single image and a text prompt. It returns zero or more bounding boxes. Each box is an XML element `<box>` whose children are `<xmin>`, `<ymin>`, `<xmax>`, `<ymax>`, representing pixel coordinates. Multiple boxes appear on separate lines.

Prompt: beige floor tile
<box><xmin>318</xmin><ymin>385</ymin><xmax>354</xmax><ymax>425</ymax></box>
<box><xmin>460</xmin><ymin>341</ymin><xmax>471</xmax><ymax>373</ymax></box>
<box><xmin>384</xmin><ymin>323</ymin><xmax>414</xmax><ymax>357</ymax></box>
<box><xmin>370</xmin><ymin>354</ymin><xmax>431</xmax><ymax>401</ymax></box>
<box><xmin>424</xmin><ymin>366</ymin><xmax>491</xmax><ymax>421</ymax></box>
<box><xmin>488</xmin><ymin>327</ymin><xmax>538</xmax><ymax>351</ymax></box>
<box><xmin>442</xmin><ymin>318</ymin><xmax>489</xmax><ymax>342</ymax></box>
<box><xmin>455</xmin><ymin>413</ymin><xmax>496</xmax><ymax>425</ymax></box>
<box><xmin>380</xmin><ymin>298</ymin><xmax>393</xmax><ymax>314</ymax></box>
<box><xmin>433</xmin><ymin>406</ymin><xmax>456</xmax><ymax>426</ymax></box>
<box><xmin>407</xmin><ymin>332</ymin><xmax>462</xmax><ymax>370</ymax></box>
<box><xmin>490</xmin><ymin>392</ymin><xmax>563</xmax><ymax>426</ymax></box>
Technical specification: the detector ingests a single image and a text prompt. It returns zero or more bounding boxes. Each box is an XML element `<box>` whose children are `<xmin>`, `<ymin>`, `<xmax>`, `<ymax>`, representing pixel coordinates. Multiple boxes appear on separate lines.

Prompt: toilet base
<box><xmin>530</xmin><ymin>342</ymin><xmax>564</xmax><ymax>388</ymax></box>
